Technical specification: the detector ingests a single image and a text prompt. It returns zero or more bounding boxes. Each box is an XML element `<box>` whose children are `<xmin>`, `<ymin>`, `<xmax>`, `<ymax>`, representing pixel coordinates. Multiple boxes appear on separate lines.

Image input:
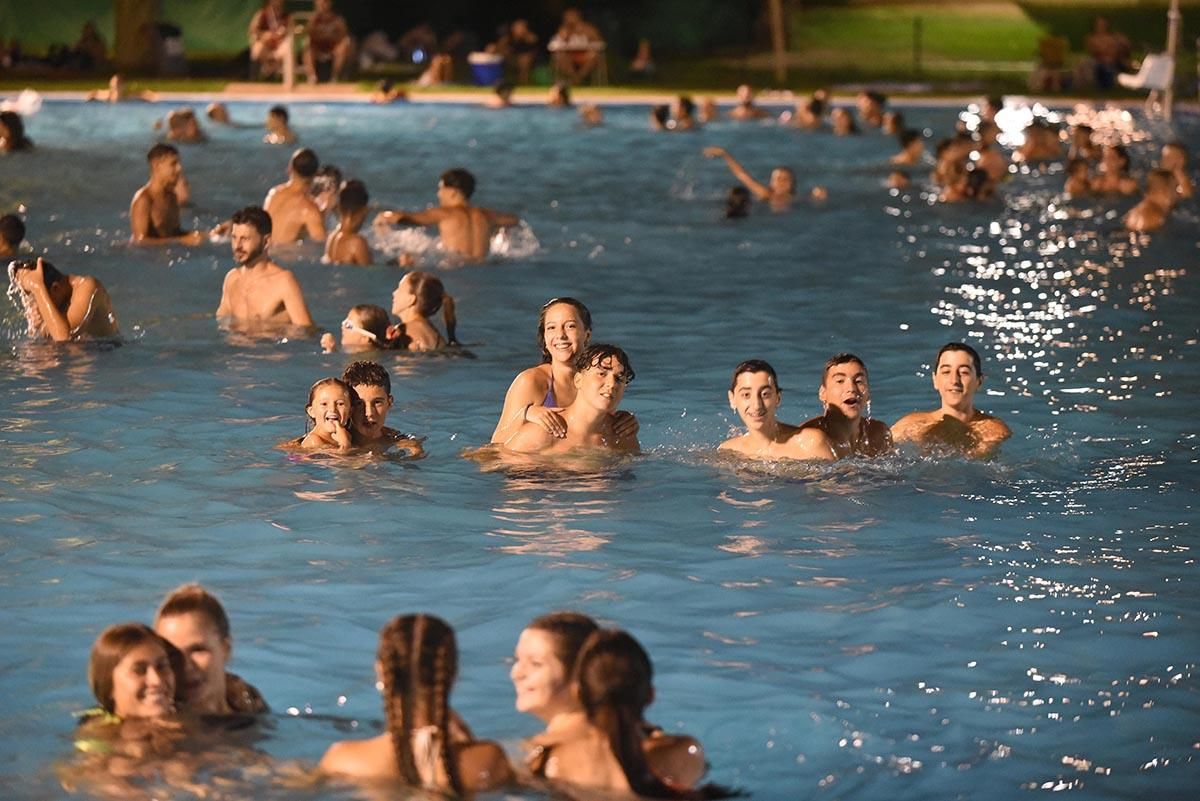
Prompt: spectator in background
<box><xmin>74</xmin><ymin>21</ymin><xmax>108</xmax><ymax>70</ymax></box>
<box><xmin>417</xmin><ymin>52</ymin><xmax>454</xmax><ymax>86</ymax></box>
<box><xmin>498</xmin><ymin>19</ymin><xmax>539</xmax><ymax>84</ymax></box>
<box><xmin>549</xmin><ymin>8</ymin><xmax>604</xmax><ymax>85</ymax></box>
<box><xmin>249</xmin><ymin>0</ymin><xmax>291</xmax><ymax>79</ymax></box>
<box><xmin>1084</xmin><ymin>17</ymin><xmax>1131</xmax><ymax>90</ymax></box>
<box><xmin>629</xmin><ymin>39</ymin><xmax>655</xmax><ymax>80</ymax></box>
<box><xmin>303</xmin><ymin>0</ymin><xmax>354</xmax><ymax>83</ymax></box>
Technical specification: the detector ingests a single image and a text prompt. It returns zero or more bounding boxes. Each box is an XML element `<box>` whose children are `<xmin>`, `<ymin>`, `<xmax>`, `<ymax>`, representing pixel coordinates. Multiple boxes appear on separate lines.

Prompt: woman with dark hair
<box><xmin>388</xmin><ymin>271</ymin><xmax>457</xmax><ymax>351</ymax></box>
<box><xmin>0</xmin><ymin>110</ymin><xmax>33</xmax><ymax>152</ymax></box>
<box><xmin>512</xmin><ymin>614</ymin><xmax>708</xmax><ymax>790</ymax></box>
<box><xmin>320</xmin><ymin>614</ymin><xmax>513</xmax><ymax>793</ymax></box>
<box><xmin>86</xmin><ymin>623</ymin><xmax>182</xmax><ymax>722</ymax></box>
<box><xmin>527</xmin><ymin>628</ymin><xmax>734</xmax><ymax>798</ymax></box>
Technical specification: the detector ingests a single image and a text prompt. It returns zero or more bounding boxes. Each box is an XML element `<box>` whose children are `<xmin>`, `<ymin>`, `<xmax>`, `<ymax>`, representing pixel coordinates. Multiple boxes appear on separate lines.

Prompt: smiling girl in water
<box><xmin>287</xmin><ymin>377</ymin><xmax>354</xmax><ymax>453</ymax></box>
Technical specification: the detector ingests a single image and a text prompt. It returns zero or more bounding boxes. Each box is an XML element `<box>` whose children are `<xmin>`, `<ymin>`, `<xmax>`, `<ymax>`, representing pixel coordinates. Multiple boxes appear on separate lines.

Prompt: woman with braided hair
<box><xmin>319</xmin><ymin>614</ymin><xmax>513</xmax><ymax>792</ymax></box>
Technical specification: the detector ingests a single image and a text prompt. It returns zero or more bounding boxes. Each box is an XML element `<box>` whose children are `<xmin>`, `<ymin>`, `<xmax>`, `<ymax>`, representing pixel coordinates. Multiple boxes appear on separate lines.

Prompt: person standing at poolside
<box><xmin>892</xmin><ymin>342</ymin><xmax>1011</xmax><ymax>458</ymax></box>
<box><xmin>719</xmin><ymin>360</ymin><xmax>804</xmax><ymax>460</ymax></box>
<box><xmin>9</xmin><ymin>257</ymin><xmax>119</xmax><ymax>341</ymax></box>
<box><xmin>341</xmin><ymin>360</ymin><xmax>423</xmax><ymax>456</ymax></box>
<box><xmin>503</xmin><ymin>344</ymin><xmax>639</xmax><ymax>455</ymax></box>
<box><xmin>373</xmin><ymin>168</ymin><xmax>519</xmax><ymax>262</ymax></box>
<box><xmin>130</xmin><ymin>144</ymin><xmax>203</xmax><ymax>245</ymax></box>
<box><xmin>215</xmin><ymin>205</ymin><xmax>314</xmax><ymax>328</ymax></box>
<box><xmin>791</xmin><ymin>353</ymin><xmax>892</xmax><ymax>461</ymax></box>
<box><xmin>153</xmin><ymin>583</ymin><xmax>268</xmax><ymax>716</ymax></box>
<box><xmin>264</xmin><ymin>148</ymin><xmax>326</xmax><ymax>243</ymax></box>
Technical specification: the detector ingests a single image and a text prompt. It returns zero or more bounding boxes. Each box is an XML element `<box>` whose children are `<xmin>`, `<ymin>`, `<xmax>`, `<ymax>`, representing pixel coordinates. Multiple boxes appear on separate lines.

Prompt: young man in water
<box><xmin>791</xmin><ymin>353</ymin><xmax>892</xmax><ymax>461</ymax></box>
<box><xmin>373</xmin><ymin>168</ymin><xmax>519</xmax><ymax>262</ymax></box>
<box><xmin>1123</xmin><ymin>169</ymin><xmax>1177</xmax><ymax>234</ymax></box>
<box><xmin>719</xmin><ymin>360</ymin><xmax>804</xmax><ymax>459</ymax></box>
<box><xmin>130</xmin><ymin>143</ymin><xmax>204</xmax><ymax>245</ymax></box>
<box><xmin>263</xmin><ymin>147</ymin><xmax>326</xmax><ymax>243</ymax></box>
<box><xmin>264</xmin><ymin>104</ymin><xmax>298</xmax><ymax>144</ymax></box>
<box><xmin>503</xmin><ymin>344</ymin><xmax>640</xmax><ymax>455</ymax></box>
<box><xmin>341</xmin><ymin>360</ymin><xmax>423</xmax><ymax>455</ymax></box>
<box><xmin>10</xmin><ymin>257</ymin><xmax>119</xmax><ymax>341</ymax></box>
<box><xmin>324</xmin><ymin>179</ymin><xmax>371</xmax><ymax>265</ymax></box>
<box><xmin>215</xmin><ymin>205</ymin><xmax>314</xmax><ymax>328</ymax></box>
<box><xmin>0</xmin><ymin>213</ymin><xmax>24</xmax><ymax>258</ymax></box>
<box><xmin>891</xmin><ymin>342</ymin><xmax>1011</xmax><ymax>458</ymax></box>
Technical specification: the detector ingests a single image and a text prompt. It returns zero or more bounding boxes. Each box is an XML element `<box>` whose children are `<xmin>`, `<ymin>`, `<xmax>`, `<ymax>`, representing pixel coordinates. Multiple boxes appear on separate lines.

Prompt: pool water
<box><xmin>0</xmin><ymin>99</ymin><xmax>1197</xmax><ymax>800</ymax></box>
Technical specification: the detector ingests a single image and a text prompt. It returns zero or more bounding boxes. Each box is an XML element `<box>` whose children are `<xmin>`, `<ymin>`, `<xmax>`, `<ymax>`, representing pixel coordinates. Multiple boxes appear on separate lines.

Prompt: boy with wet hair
<box><xmin>791</xmin><ymin>353</ymin><xmax>892</xmax><ymax>461</ymax></box>
<box><xmin>324</xmin><ymin>179</ymin><xmax>372</xmax><ymax>265</ymax></box>
<box><xmin>719</xmin><ymin>359</ymin><xmax>806</xmax><ymax>459</ymax></box>
<box><xmin>9</xmin><ymin>257</ymin><xmax>119</xmax><ymax>341</ymax></box>
<box><xmin>263</xmin><ymin>147</ymin><xmax>326</xmax><ymax>243</ymax></box>
<box><xmin>130</xmin><ymin>143</ymin><xmax>202</xmax><ymax>245</ymax></box>
<box><xmin>0</xmin><ymin>213</ymin><xmax>25</xmax><ymax>257</ymax></box>
<box><xmin>341</xmin><ymin>360</ymin><xmax>423</xmax><ymax>455</ymax></box>
<box><xmin>265</xmin><ymin>104</ymin><xmax>297</xmax><ymax>144</ymax></box>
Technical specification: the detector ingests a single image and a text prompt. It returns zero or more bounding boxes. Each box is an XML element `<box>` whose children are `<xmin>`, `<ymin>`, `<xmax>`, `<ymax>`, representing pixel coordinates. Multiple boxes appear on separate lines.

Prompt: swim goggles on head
<box><xmin>341</xmin><ymin>318</ymin><xmax>379</xmax><ymax>341</ymax></box>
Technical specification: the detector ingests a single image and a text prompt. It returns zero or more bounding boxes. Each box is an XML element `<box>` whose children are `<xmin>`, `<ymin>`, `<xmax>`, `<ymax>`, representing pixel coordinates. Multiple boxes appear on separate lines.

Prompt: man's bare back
<box><xmin>263</xmin><ymin>182</ymin><xmax>325</xmax><ymax>243</ymax></box>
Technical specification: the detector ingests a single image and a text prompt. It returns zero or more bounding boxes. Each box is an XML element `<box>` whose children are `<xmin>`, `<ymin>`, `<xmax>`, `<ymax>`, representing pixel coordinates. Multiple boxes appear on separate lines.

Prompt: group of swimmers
<box><xmin>80</xmin><ymin>585</ymin><xmax>730</xmax><ymax>798</ymax></box>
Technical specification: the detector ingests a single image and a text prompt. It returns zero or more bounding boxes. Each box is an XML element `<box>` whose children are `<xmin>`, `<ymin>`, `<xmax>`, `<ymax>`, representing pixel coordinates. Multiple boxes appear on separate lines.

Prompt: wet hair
<box><xmin>231</xmin><ymin>205</ymin><xmax>272</xmax><ymax>236</ymax></box>
<box><xmin>342</xmin><ymin>360</ymin><xmax>391</xmax><ymax>394</ymax></box>
<box><xmin>88</xmin><ymin>623</ymin><xmax>183</xmax><ymax>715</ymax></box>
<box><xmin>338</xmin><ymin>179</ymin><xmax>369</xmax><ymax>215</ymax></box>
<box><xmin>0</xmin><ymin>110</ymin><xmax>32</xmax><ymax>150</ymax></box>
<box><xmin>268</xmin><ymin>104</ymin><xmax>289</xmax><ymax>123</ymax></box>
<box><xmin>289</xmin><ymin>148</ymin><xmax>319</xmax><ymax>179</ymax></box>
<box><xmin>898</xmin><ymin>128</ymin><xmax>922</xmax><ymax>149</ymax></box>
<box><xmin>935</xmin><ymin>341</ymin><xmax>982</xmax><ymax>376</ymax></box>
<box><xmin>155</xmin><ymin>583</ymin><xmax>231</xmax><ymax>641</ymax></box>
<box><xmin>527</xmin><ymin>611</ymin><xmax>599</xmax><ymax>673</ymax></box>
<box><xmin>575</xmin><ymin>629</ymin><xmax>735</xmax><ymax>799</ymax></box>
<box><xmin>537</xmin><ymin>296</ymin><xmax>592</xmax><ymax>363</ymax></box>
<box><xmin>823</xmin><ymin>352</ymin><xmax>866</xmax><ymax>380</ymax></box>
<box><xmin>650</xmin><ymin>105</ymin><xmax>670</xmax><ymax>127</ymax></box>
<box><xmin>573</xmin><ymin>343</ymin><xmax>635</xmax><ymax>384</ymax></box>
<box><xmin>305</xmin><ymin>377</ymin><xmax>353</xmax><ymax>424</ymax></box>
<box><xmin>404</xmin><ymin>271</ymin><xmax>458</xmax><ymax>345</ymax></box>
<box><xmin>724</xmin><ymin>186</ymin><xmax>751</xmax><ymax>219</ymax></box>
<box><xmin>9</xmin><ymin>258</ymin><xmax>66</xmax><ymax>290</ymax></box>
<box><xmin>1107</xmin><ymin>144</ymin><xmax>1131</xmax><ymax>174</ymax></box>
<box><xmin>677</xmin><ymin>95</ymin><xmax>696</xmax><ymax>118</ymax></box>
<box><xmin>376</xmin><ymin>614</ymin><xmax>462</xmax><ymax>793</ymax></box>
<box><xmin>439</xmin><ymin>168</ymin><xmax>476</xmax><ymax>199</ymax></box>
<box><xmin>729</xmin><ymin>359</ymin><xmax>778</xmax><ymax>392</ymax></box>
<box><xmin>146</xmin><ymin>142</ymin><xmax>178</xmax><ymax>164</ymax></box>
<box><xmin>347</xmin><ymin>303</ymin><xmax>390</xmax><ymax>342</ymax></box>
<box><xmin>0</xmin><ymin>214</ymin><xmax>25</xmax><ymax>248</ymax></box>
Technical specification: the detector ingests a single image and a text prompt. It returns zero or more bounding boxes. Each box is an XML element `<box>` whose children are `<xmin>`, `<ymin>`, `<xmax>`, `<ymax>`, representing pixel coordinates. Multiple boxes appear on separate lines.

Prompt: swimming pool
<box><xmin>1</xmin><ymin>98</ymin><xmax>1197</xmax><ymax>799</ymax></box>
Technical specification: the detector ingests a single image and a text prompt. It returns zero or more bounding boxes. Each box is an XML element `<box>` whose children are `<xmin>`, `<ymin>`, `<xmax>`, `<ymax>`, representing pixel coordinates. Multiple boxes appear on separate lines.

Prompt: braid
<box><xmin>431</xmin><ymin>636</ymin><xmax>462</xmax><ymax>793</ymax></box>
<box><xmin>379</xmin><ymin>616</ymin><xmax>419</xmax><ymax>785</ymax></box>
<box><xmin>442</xmin><ymin>295</ymin><xmax>458</xmax><ymax>346</ymax></box>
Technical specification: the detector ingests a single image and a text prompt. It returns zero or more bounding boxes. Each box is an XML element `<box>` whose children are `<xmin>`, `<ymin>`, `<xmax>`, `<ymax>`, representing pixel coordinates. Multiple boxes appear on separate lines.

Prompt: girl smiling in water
<box><xmin>288</xmin><ymin>377</ymin><xmax>354</xmax><ymax>453</ymax></box>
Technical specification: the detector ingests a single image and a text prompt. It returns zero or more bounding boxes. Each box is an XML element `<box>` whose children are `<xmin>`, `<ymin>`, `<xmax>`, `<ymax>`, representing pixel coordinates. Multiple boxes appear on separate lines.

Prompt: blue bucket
<box><xmin>468</xmin><ymin>52</ymin><xmax>505</xmax><ymax>86</ymax></box>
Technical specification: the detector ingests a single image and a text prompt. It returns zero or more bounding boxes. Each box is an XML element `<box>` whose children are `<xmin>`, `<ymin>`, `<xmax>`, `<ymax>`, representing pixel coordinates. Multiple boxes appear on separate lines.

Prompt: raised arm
<box><xmin>17</xmin><ymin>259</ymin><xmax>72</xmax><ymax>341</ymax></box>
<box><xmin>375</xmin><ymin>208</ymin><xmax>448</xmax><ymax>228</ymax></box>
<box><xmin>703</xmin><ymin>146</ymin><xmax>771</xmax><ymax>200</ymax></box>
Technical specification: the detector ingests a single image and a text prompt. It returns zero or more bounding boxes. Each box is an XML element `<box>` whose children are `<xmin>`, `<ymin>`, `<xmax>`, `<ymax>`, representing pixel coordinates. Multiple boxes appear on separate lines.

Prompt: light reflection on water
<box><xmin>0</xmin><ymin>100</ymin><xmax>1198</xmax><ymax>799</ymax></box>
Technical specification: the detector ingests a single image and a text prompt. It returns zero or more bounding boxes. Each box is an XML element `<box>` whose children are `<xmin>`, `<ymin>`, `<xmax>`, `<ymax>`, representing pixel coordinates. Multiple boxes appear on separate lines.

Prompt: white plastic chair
<box><xmin>1118</xmin><ymin>53</ymin><xmax>1174</xmax><ymax>115</ymax></box>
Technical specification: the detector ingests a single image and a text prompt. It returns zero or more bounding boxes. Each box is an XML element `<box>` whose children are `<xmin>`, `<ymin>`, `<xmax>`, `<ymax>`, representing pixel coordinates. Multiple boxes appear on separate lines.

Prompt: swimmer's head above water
<box><xmin>538</xmin><ymin>296</ymin><xmax>592</xmax><ymax>364</ymax></box>
<box><xmin>89</xmin><ymin>622</ymin><xmax>182</xmax><ymax>719</ymax></box>
<box><xmin>438</xmin><ymin>168</ymin><xmax>476</xmax><ymax>200</ymax></box>
<box><xmin>819</xmin><ymin>352</ymin><xmax>869</xmax><ymax>420</ymax></box>
<box><xmin>289</xmin><ymin>147</ymin><xmax>319</xmax><ymax>180</ymax></box>
<box><xmin>1</xmin><ymin>214</ymin><xmax>27</xmax><ymax>255</ymax></box>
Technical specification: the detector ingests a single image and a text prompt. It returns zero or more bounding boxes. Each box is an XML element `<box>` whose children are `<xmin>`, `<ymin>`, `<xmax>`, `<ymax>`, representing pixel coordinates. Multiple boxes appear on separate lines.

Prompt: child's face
<box><xmin>307</xmin><ymin>384</ymin><xmax>351</xmax><ymax>433</ymax></box>
<box><xmin>340</xmin><ymin>309</ymin><xmax>376</xmax><ymax>348</ymax></box>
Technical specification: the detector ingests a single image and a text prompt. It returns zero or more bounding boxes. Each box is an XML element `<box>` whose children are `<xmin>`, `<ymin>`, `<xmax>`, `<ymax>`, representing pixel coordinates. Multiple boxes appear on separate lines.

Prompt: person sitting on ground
<box><xmin>1158</xmin><ymin>142</ymin><xmax>1194</xmax><ymax>200</ymax></box>
<box><xmin>370</xmin><ymin>79</ymin><xmax>407</xmax><ymax>104</ymax></box>
<box><xmin>892</xmin><ymin>342</ymin><xmax>1011</xmax><ymax>457</ymax></box>
<box><xmin>502</xmin><ymin>343</ymin><xmax>640</xmax><ymax>455</ymax></box>
<box><xmin>831</xmin><ymin>107</ymin><xmax>860</xmax><ymax>136</ymax></box>
<box><xmin>319</xmin><ymin>614</ymin><xmax>514</xmax><ymax>792</ymax></box>
<box><xmin>856</xmin><ymin>90</ymin><xmax>886</xmax><ymax>128</ymax></box>
<box><xmin>303</xmin><ymin>0</ymin><xmax>354</xmax><ymax>83</ymax></box>
<box><xmin>158</xmin><ymin>107</ymin><xmax>205</xmax><ymax>143</ymax></box>
<box><xmin>491</xmin><ymin>298</ymin><xmax>638</xmax><ymax>444</ymax></box>
<box><xmin>86</xmin><ymin>74</ymin><xmax>158</xmax><ymax>103</ymax></box>
<box><xmin>324</xmin><ymin>179</ymin><xmax>371</xmax><ymax>265</ymax></box>
<box><xmin>215</xmin><ymin>205</ymin><xmax>314</xmax><ymax>328</ymax></box>
<box><xmin>283</xmin><ymin>377</ymin><xmax>354</xmax><ymax>452</ymax></box>
<box><xmin>891</xmin><ymin>129</ymin><xmax>925</xmax><ymax>166</ymax></box>
<box><xmin>548</xmin><ymin>8</ymin><xmax>604</xmax><ymax>85</ymax></box>
<box><xmin>1064</xmin><ymin>157</ymin><xmax>1092</xmax><ymax>197</ymax></box>
<box><xmin>263</xmin><ymin>148</ymin><xmax>326</xmax><ymax>243</ymax></box>
<box><xmin>499</xmin><ymin>19</ymin><xmax>539</xmax><ymax>84</ymax></box>
<box><xmin>9</xmin><ymin>257</ymin><xmax>119</xmax><ymax>342</ymax></box>
<box><xmin>322</xmin><ymin>303</ymin><xmax>390</xmax><ymax>353</ymax></box>
<box><xmin>1124</xmin><ymin>169</ymin><xmax>1178</xmax><ymax>233</ymax></box>
<box><xmin>484</xmin><ymin>81</ymin><xmax>514</xmax><ymax>109</ymax></box>
<box><xmin>373</xmin><ymin>168</ymin><xmax>519</xmax><ymax>262</ymax></box>
<box><xmin>547</xmin><ymin>82</ymin><xmax>572</xmax><ymax>108</ymax></box>
<box><xmin>703</xmin><ymin>146</ymin><xmax>795</xmax><ymax>210</ymax></box>
<box><xmin>248</xmin><ymin>0</ymin><xmax>291</xmax><ymax>79</ymax></box>
<box><xmin>1092</xmin><ymin>143</ymin><xmax>1138</xmax><ymax>195</ymax></box>
<box><xmin>512</xmin><ymin>613</ymin><xmax>707</xmax><ymax>790</ymax></box>
<box><xmin>264</xmin><ymin>104</ymin><xmax>297</xmax><ymax>145</ymax></box>
<box><xmin>881</xmin><ymin>110</ymin><xmax>905</xmax><ymax>136</ymax></box>
<box><xmin>528</xmin><ymin>628</ymin><xmax>734</xmax><ymax>798</ymax></box>
<box><xmin>718</xmin><ymin>360</ymin><xmax>804</xmax><ymax>459</ymax></box>
<box><xmin>790</xmin><ymin>353</ymin><xmax>892</xmax><ymax>461</ymax></box>
<box><xmin>129</xmin><ymin>144</ymin><xmax>202</xmax><ymax>245</ymax></box>
<box><xmin>0</xmin><ymin>110</ymin><xmax>33</xmax><ymax>152</ymax></box>
<box><xmin>0</xmin><ymin>213</ymin><xmax>24</xmax><ymax>258</ymax></box>
<box><xmin>387</xmin><ymin>271</ymin><xmax>457</xmax><ymax>351</ymax></box>
<box><xmin>724</xmin><ymin>186</ymin><xmax>751</xmax><ymax>219</ymax></box>
<box><xmin>672</xmin><ymin>95</ymin><xmax>699</xmax><ymax>131</ymax></box>
<box><xmin>1015</xmin><ymin>119</ymin><xmax>1062</xmax><ymax>163</ymax></box>
<box><xmin>728</xmin><ymin>84</ymin><xmax>769</xmax><ymax>121</ymax></box>
<box><xmin>153</xmin><ymin>584</ymin><xmax>267</xmax><ymax>718</ymax></box>
<box><xmin>342</xmin><ymin>360</ymin><xmax>423</xmax><ymax>455</ymax></box>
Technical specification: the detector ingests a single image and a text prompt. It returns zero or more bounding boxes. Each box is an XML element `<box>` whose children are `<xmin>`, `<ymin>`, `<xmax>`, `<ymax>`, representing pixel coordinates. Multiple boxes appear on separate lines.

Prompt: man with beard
<box><xmin>215</xmin><ymin>206</ymin><xmax>313</xmax><ymax>327</ymax></box>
